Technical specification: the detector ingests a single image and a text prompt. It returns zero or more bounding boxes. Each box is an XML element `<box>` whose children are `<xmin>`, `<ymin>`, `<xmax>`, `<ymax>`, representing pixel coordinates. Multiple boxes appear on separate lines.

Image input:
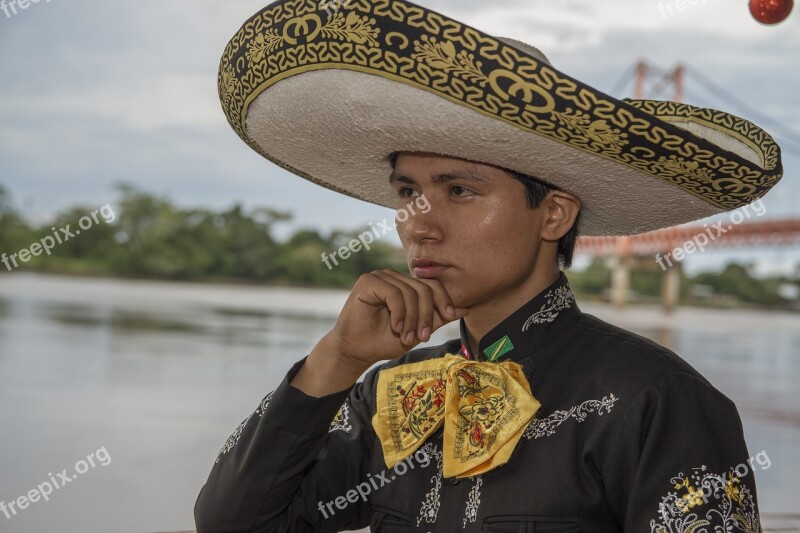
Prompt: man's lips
<box><xmin>410</xmin><ymin>259</ymin><xmax>450</xmax><ymax>278</ymax></box>
<box><xmin>412</xmin><ymin>265</ymin><xmax>449</xmax><ymax>278</ymax></box>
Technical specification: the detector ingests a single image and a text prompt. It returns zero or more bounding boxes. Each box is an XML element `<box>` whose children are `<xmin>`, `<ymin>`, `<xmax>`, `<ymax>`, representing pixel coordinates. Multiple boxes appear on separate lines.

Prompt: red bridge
<box><xmin>575</xmin><ymin>217</ymin><xmax>800</xmax><ymax>309</ymax></box>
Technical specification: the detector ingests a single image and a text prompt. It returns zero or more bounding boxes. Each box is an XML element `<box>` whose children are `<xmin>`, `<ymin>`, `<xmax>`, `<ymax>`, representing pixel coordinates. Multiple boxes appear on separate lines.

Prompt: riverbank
<box><xmin>3</xmin><ymin>272</ymin><xmax>799</xmax><ymax>332</ymax></box>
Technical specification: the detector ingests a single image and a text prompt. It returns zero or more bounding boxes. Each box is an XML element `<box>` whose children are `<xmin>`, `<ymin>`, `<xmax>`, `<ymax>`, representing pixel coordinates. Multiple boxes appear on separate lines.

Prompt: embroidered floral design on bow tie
<box><xmin>464</xmin><ymin>397</ymin><xmax>501</xmax><ymax>423</ymax></box>
<box><xmin>522</xmin><ymin>284</ymin><xmax>576</xmax><ymax>330</ymax></box>
<box><xmin>397</xmin><ymin>377</ymin><xmax>447</xmax><ymax>439</ymax></box>
<box><xmin>451</xmin><ymin>361</ymin><xmax>537</xmax><ymax>471</ymax></box>
<box><xmin>373</xmin><ymin>354</ymin><xmax>541</xmax><ymax>478</ymax></box>
<box><xmin>649</xmin><ymin>466</ymin><xmax>760</xmax><ymax>532</ymax></box>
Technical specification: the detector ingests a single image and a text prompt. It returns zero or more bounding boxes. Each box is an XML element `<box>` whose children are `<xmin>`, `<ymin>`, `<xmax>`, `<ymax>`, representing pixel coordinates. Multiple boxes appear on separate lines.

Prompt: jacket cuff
<box><xmin>267</xmin><ymin>355</ymin><xmax>356</xmax><ymax>436</ymax></box>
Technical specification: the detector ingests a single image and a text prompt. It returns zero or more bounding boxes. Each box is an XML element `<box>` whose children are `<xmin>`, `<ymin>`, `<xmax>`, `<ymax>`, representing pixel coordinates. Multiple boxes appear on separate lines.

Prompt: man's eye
<box><xmin>451</xmin><ymin>185</ymin><xmax>473</xmax><ymax>197</ymax></box>
<box><xmin>398</xmin><ymin>187</ymin><xmax>418</xmax><ymax>198</ymax></box>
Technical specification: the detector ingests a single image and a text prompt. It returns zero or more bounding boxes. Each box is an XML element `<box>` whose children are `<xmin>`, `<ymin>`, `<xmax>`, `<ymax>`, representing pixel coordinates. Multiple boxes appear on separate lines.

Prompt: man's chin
<box><xmin>410</xmin><ymin>271</ymin><xmax>474</xmax><ymax>310</ymax></box>
<box><xmin>441</xmin><ymin>283</ymin><xmax>474</xmax><ymax>311</ymax></box>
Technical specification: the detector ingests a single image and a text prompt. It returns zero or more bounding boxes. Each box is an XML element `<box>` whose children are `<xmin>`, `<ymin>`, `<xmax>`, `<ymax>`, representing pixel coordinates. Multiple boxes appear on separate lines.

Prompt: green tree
<box><xmin>0</xmin><ymin>185</ymin><xmax>34</xmax><ymax>260</ymax></box>
<box><xmin>34</xmin><ymin>206</ymin><xmax>119</xmax><ymax>273</ymax></box>
<box><xmin>570</xmin><ymin>257</ymin><xmax>611</xmax><ymax>298</ymax></box>
<box><xmin>689</xmin><ymin>262</ymin><xmax>787</xmax><ymax>307</ymax></box>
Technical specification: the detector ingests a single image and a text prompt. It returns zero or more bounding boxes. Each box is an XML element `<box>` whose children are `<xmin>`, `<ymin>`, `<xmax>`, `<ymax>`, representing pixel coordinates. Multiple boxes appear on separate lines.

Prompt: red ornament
<box><xmin>749</xmin><ymin>0</ymin><xmax>794</xmax><ymax>24</ymax></box>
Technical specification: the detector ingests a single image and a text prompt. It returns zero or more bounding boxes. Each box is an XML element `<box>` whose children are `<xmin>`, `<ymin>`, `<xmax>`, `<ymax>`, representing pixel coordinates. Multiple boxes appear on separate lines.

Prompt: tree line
<box><xmin>0</xmin><ymin>184</ymin><xmax>405</xmax><ymax>287</ymax></box>
<box><xmin>1</xmin><ymin>183</ymin><xmax>797</xmax><ymax>310</ymax></box>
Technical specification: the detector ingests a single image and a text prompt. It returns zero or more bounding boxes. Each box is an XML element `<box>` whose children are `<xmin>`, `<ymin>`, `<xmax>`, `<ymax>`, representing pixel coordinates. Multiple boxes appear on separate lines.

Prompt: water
<box><xmin>0</xmin><ymin>274</ymin><xmax>797</xmax><ymax>532</ymax></box>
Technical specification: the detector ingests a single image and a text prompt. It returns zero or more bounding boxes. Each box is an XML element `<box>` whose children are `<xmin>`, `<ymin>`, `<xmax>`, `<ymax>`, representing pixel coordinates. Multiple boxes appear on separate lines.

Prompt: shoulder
<box><xmin>553</xmin><ymin>311</ymin><xmax>737</xmax><ymax>416</ymax></box>
<box><xmin>570</xmin><ymin>311</ymin><xmax>709</xmax><ymax>383</ymax></box>
<box><xmin>564</xmin><ymin>315</ymin><xmax>745</xmax><ymax>460</ymax></box>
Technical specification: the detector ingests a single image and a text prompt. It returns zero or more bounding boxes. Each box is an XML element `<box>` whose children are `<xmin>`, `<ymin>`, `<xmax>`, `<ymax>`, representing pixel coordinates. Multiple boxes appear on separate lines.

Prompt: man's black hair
<box><xmin>388</xmin><ymin>152</ymin><xmax>581</xmax><ymax>269</ymax></box>
<box><xmin>503</xmin><ymin>169</ymin><xmax>581</xmax><ymax>270</ymax></box>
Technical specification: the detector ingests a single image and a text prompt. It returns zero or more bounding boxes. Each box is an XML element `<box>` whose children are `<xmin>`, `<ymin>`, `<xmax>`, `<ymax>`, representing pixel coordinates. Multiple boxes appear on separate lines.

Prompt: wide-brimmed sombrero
<box><xmin>218</xmin><ymin>0</ymin><xmax>782</xmax><ymax>236</ymax></box>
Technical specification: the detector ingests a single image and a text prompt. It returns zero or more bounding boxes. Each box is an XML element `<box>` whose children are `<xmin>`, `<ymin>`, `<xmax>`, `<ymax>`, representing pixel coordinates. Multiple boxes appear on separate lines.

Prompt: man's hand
<box><xmin>291</xmin><ymin>268</ymin><xmax>468</xmax><ymax>396</ymax></box>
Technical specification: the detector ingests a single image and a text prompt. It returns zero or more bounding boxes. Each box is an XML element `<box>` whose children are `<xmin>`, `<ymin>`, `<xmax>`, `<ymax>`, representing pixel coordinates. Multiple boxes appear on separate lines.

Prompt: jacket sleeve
<box><xmin>194</xmin><ymin>355</ymin><xmax>379</xmax><ymax>533</ymax></box>
<box><xmin>601</xmin><ymin>371</ymin><xmax>763</xmax><ymax>531</ymax></box>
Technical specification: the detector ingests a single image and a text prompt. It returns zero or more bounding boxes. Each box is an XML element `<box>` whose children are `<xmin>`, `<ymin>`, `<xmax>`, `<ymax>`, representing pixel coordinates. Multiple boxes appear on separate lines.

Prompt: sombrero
<box><xmin>218</xmin><ymin>0</ymin><xmax>782</xmax><ymax>236</ymax></box>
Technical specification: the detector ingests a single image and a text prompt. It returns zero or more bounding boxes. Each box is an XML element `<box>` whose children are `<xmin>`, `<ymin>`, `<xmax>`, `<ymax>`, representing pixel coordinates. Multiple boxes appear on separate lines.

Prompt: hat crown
<box><xmin>496</xmin><ymin>37</ymin><xmax>552</xmax><ymax>66</ymax></box>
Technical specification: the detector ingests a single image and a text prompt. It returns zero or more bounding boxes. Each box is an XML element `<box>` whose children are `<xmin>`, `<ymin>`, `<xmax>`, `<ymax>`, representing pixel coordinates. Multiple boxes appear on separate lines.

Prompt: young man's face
<box><xmin>390</xmin><ymin>152</ymin><xmax>554</xmax><ymax>309</ymax></box>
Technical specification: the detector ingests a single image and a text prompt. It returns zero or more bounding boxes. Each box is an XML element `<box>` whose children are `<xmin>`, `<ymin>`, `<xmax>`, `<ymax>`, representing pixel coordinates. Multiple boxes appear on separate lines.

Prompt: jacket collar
<box><xmin>457</xmin><ymin>271</ymin><xmax>580</xmax><ymax>362</ymax></box>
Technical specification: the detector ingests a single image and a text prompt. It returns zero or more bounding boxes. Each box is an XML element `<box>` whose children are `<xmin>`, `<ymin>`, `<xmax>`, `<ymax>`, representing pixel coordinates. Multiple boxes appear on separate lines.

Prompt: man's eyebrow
<box><xmin>388</xmin><ymin>169</ymin><xmax>490</xmax><ymax>185</ymax></box>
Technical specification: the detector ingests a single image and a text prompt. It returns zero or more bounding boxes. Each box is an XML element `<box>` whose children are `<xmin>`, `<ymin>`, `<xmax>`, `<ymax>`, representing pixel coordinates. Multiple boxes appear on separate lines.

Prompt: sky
<box><xmin>1</xmin><ymin>0</ymin><xmax>799</xmax><ymax>276</ymax></box>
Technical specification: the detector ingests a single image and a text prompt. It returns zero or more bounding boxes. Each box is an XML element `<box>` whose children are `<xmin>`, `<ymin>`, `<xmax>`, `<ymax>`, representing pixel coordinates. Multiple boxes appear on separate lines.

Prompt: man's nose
<box><xmin>398</xmin><ymin>200</ymin><xmax>442</xmax><ymax>243</ymax></box>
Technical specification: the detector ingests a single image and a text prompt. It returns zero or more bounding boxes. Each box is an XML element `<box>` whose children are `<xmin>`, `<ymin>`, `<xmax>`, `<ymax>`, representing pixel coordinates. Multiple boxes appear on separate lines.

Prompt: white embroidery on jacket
<box><xmin>462</xmin><ymin>475</ymin><xmax>483</xmax><ymax>528</ymax></box>
<box><xmin>522</xmin><ymin>285</ymin><xmax>575</xmax><ymax>330</ymax></box>
<box><xmin>216</xmin><ymin>390</ymin><xmax>275</xmax><ymax>463</ymax></box>
<box><xmin>524</xmin><ymin>393</ymin><xmax>619</xmax><ymax>440</ymax></box>
<box><xmin>649</xmin><ymin>466</ymin><xmax>760</xmax><ymax>532</ymax></box>
<box><xmin>329</xmin><ymin>399</ymin><xmax>352</xmax><ymax>433</ymax></box>
<box><xmin>216</xmin><ymin>415</ymin><xmax>250</xmax><ymax>463</ymax></box>
<box><xmin>255</xmin><ymin>390</ymin><xmax>275</xmax><ymax>417</ymax></box>
<box><xmin>416</xmin><ymin>442</ymin><xmax>443</xmax><ymax>526</ymax></box>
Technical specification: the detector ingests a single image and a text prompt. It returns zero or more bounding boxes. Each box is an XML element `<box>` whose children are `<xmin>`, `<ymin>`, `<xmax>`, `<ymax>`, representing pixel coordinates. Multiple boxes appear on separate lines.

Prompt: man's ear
<box><xmin>541</xmin><ymin>190</ymin><xmax>581</xmax><ymax>242</ymax></box>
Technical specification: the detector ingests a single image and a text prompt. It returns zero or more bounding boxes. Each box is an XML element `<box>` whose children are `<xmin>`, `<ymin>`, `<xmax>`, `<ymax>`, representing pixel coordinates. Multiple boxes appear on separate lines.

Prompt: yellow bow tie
<box><xmin>372</xmin><ymin>353</ymin><xmax>541</xmax><ymax>478</ymax></box>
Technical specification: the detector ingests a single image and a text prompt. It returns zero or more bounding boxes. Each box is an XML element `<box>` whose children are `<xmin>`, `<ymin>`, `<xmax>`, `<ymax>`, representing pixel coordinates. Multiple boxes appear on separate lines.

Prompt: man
<box><xmin>197</xmin><ymin>0</ymin><xmax>781</xmax><ymax>530</ymax></box>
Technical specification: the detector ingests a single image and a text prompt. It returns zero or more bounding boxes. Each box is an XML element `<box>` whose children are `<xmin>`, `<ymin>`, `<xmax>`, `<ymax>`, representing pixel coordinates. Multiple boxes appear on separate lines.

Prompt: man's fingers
<box><xmin>378</xmin><ymin>269</ymin><xmax>438</xmax><ymax>341</ymax></box>
<box><xmin>355</xmin><ymin>272</ymin><xmax>405</xmax><ymax>335</ymax></box>
<box><xmin>382</xmin><ymin>268</ymin><xmax>460</xmax><ymax>324</ymax></box>
<box><xmin>381</xmin><ymin>269</ymin><xmax>466</xmax><ymax>339</ymax></box>
<box><xmin>431</xmin><ymin>304</ymin><xmax>469</xmax><ymax>332</ymax></box>
<box><xmin>353</xmin><ymin>269</ymin><xmax>469</xmax><ymax>351</ymax></box>
<box><xmin>371</xmin><ymin>270</ymin><xmax>423</xmax><ymax>344</ymax></box>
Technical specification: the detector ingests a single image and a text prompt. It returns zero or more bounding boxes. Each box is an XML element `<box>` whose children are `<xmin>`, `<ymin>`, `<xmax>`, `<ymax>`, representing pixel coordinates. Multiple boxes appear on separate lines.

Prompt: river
<box><xmin>0</xmin><ymin>273</ymin><xmax>797</xmax><ymax>532</ymax></box>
